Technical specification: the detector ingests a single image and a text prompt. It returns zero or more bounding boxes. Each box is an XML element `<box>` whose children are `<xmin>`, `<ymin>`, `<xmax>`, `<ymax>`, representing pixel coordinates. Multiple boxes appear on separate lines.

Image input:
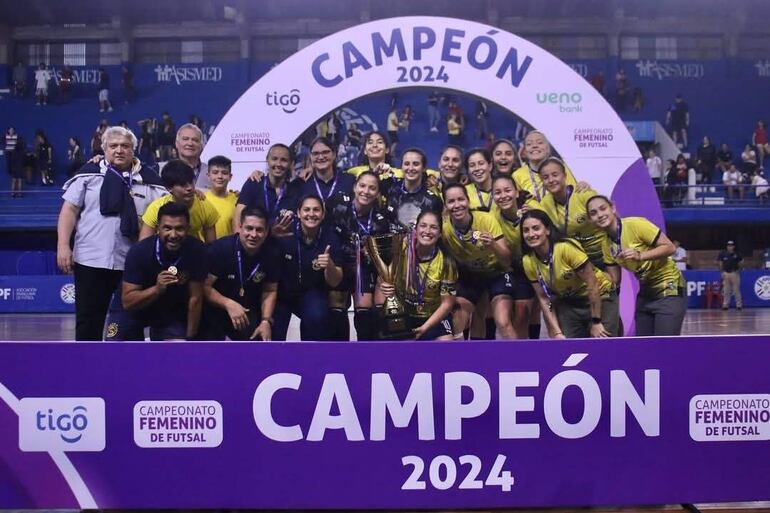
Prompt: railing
<box><xmin>654</xmin><ymin>183</ymin><xmax>769</xmax><ymax>207</ymax></box>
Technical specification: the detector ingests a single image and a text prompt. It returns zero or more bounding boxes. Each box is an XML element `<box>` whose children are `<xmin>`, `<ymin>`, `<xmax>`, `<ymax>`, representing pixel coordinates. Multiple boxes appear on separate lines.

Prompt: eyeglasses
<box><xmin>311</xmin><ymin>150</ymin><xmax>332</xmax><ymax>158</ymax></box>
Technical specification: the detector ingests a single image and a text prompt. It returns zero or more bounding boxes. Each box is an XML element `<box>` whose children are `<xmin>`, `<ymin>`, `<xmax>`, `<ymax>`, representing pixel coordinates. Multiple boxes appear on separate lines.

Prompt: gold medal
<box><xmin>311</xmin><ymin>258</ymin><xmax>321</xmax><ymax>271</ymax></box>
<box><xmin>472</xmin><ymin>231</ymin><xmax>481</xmax><ymax>242</ymax></box>
<box><xmin>168</xmin><ymin>266</ymin><xmax>178</xmax><ymax>276</ymax></box>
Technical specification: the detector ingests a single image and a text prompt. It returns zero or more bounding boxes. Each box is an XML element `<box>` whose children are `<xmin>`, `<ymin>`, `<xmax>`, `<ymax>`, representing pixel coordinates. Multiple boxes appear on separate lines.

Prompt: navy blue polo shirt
<box><xmin>123</xmin><ymin>235</ymin><xmax>208</xmax><ymax>317</ymax></box>
<box><xmin>274</xmin><ymin>229</ymin><xmax>344</xmax><ymax>297</ymax></box>
<box><xmin>237</xmin><ymin>178</ymin><xmax>303</xmax><ymax>222</ymax></box>
<box><xmin>297</xmin><ymin>172</ymin><xmax>355</xmax><ymax>209</ymax></box>
<box><xmin>207</xmin><ymin>234</ymin><xmax>280</xmax><ymax>310</ymax></box>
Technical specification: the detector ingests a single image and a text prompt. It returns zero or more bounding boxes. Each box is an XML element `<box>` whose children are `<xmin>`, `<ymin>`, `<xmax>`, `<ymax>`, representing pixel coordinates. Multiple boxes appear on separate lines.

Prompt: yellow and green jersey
<box><xmin>600</xmin><ymin>216</ymin><xmax>685</xmax><ymax>298</ymax></box>
<box><xmin>523</xmin><ymin>239</ymin><xmax>614</xmax><ymax>299</ymax></box>
<box><xmin>442</xmin><ymin>210</ymin><xmax>507</xmax><ymax>275</ymax></box>
<box><xmin>512</xmin><ymin>163</ymin><xmax>578</xmax><ymax>202</ymax></box>
<box><xmin>394</xmin><ymin>245</ymin><xmax>458</xmax><ymax>318</ymax></box>
<box><xmin>538</xmin><ymin>187</ymin><xmax>604</xmax><ymax>265</ymax></box>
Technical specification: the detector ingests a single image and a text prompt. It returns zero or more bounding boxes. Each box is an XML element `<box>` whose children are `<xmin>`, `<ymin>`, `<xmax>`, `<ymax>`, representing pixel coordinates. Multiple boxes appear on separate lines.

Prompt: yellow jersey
<box><xmin>600</xmin><ymin>216</ymin><xmax>685</xmax><ymax>298</ymax></box>
<box><xmin>523</xmin><ymin>239</ymin><xmax>614</xmax><ymax>299</ymax></box>
<box><xmin>465</xmin><ymin>182</ymin><xmax>495</xmax><ymax>213</ymax></box>
<box><xmin>348</xmin><ymin>165</ymin><xmax>440</xmax><ymax>182</ymax></box>
<box><xmin>493</xmin><ymin>209</ymin><xmax>525</xmax><ymax>260</ymax></box>
<box><xmin>512</xmin><ymin>163</ymin><xmax>578</xmax><ymax>203</ymax></box>
<box><xmin>394</xmin><ymin>245</ymin><xmax>458</xmax><ymax>318</ymax></box>
<box><xmin>538</xmin><ymin>187</ymin><xmax>604</xmax><ymax>265</ymax></box>
<box><xmin>141</xmin><ymin>194</ymin><xmax>219</xmax><ymax>242</ymax></box>
<box><xmin>442</xmin><ymin>210</ymin><xmax>507</xmax><ymax>275</ymax></box>
<box><xmin>204</xmin><ymin>190</ymin><xmax>238</xmax><ymax>239</ymax></box>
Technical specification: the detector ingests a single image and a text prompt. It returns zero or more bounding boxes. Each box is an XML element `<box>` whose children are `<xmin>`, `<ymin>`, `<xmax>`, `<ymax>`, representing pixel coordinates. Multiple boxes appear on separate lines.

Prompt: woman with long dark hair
<box><xmin>380</xmin><ymin>210</ymin><xmax>457</xmax><ymax>340</ymax></box>
<box><xmin>520</xmin><ymin>209</ymin><xmax>618</xmax><ymax>339</ymax></box>
<box><xmin>586</xmin><ymin>195</ymin><xmax>686</xmax><ymax>336</ymax></box>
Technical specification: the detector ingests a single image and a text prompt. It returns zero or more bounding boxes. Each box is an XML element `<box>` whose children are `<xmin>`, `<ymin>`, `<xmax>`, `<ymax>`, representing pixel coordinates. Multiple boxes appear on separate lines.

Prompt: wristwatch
<box><xmin>591</xmin><ymin>317</ymin><xmax>602</xmax><ymax>324</ymax></box>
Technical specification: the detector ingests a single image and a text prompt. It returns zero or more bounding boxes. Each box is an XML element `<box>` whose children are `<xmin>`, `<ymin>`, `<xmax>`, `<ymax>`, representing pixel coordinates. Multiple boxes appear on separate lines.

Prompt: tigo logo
<box><xmin>19</xmin><ymin>397</ymin><xmax>106</xmax><ymax>452</ymax></box>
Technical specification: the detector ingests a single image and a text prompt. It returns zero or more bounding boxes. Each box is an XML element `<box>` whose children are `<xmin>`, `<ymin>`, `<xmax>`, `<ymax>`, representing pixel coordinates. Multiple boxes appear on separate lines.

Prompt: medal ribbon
<box><xmin>263</xmin><ymin>180</ymin><xmax>286</xmax><ymax>217</ymax></box>
<box><xmin>313</xmin><ymin>173</ymin><xmax>339</xmax><ymax>201</ymax></box>
<box><xmin>352</xmin><ymin>203</ymin><xmax>374</xmax><ymax>300</ymax></box>
<box><xmin>236</xmin><ymin>237</ymin><xmax>262</xmax><ymax>295</ymax></box>
<box><xmin>475</xmin><ymin>185</ymin><xmax>493</xmax><ymax>211</ymax></box>
<box><xmin>452</xmin><ymin>216</ymin><xmax>476</xmax><ymax>245</ymax></box>
<box><xmin>561</xmin><ymin>185</ymin><xmax>574</xmax><ymax>233</ymax></box>
<box><xmin>155</xmin><ymin>237</ymin><xmax>181</xmax><ymax>269</ymax></box>
<box><xmin>535</xmin><ymin>247</ymin><xmax>556</xmax><ymax>310</ymax></box>
<box><xmin>610</xmin><ymin>217</ymin><xmax>623</xmax><ymax>258</ymax></box>
<box><xmin>296</xmin><ymin>223</ymin><xmax>322</xmax><ymax>288</ymax></box>
<box><xmin>413</xmin><ymin>246</ymin><xmax>438</xmax><ymax>308</ymax></box>
<box><xmin>529</xmin><ymin>165</ymin><xmax>542</xmax><ymax>201</ymax></box>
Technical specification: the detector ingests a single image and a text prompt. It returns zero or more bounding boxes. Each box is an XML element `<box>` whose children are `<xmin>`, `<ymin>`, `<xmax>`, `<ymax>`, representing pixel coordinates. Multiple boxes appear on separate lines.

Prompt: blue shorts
<box><xmin>105</xmin><ymin>310</ymin><xmax>187</xmax><ymax>341</ymax></box>
<box><xmin>510</xmin><ymin>267</ymin><xmax>535</xmax><ymax>301</ymax></box>
<box><xmin>409</xmin><ymin>315</ymin><xmax>453</xmax><ymax>340</ymax></box>
<box><xmin>456</xmin><ymin>270</ymin><xmax>515</xmax><ymax>304</ymax></box>
<box><xmin>342</xmin><ymin>262</ymin><xmax>377</xmax><ymax>294</ymax></box>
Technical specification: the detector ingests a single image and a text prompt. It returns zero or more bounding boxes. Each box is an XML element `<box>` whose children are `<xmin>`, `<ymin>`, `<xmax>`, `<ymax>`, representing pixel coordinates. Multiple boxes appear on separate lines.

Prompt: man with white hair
<box><xmin>56</xmin><ymin>126</ymin><xmax>166</xmax><ymax>340</ymax></box>
<box><xmin>172</xmin><ymin>122</ymin><xmax>210</xmax><ymax>189</ymax></box>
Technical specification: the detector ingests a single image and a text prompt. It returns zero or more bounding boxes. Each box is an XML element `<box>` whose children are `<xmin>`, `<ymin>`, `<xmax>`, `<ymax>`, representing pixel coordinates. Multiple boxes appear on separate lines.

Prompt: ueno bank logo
<box><xmin>19</xmin><ymin>397</ymin><xmax>106</xmax><ymax>452</ymax></box>
<box><xmin>266</xmin><ymin>89</ymin><xmax>300</xmax><ymax>113</ymax></box>
<box><xmin>536</xmin><ymin>91</ymin><xmax>582</xmax><ymax>113</ymax></box>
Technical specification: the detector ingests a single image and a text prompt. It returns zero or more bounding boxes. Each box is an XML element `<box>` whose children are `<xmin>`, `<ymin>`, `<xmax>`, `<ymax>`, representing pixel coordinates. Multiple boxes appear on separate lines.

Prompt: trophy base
<box><xmin>377</xmin><ymin>313</ymin><xmax>413</xmax><ymax>340</ymax></box>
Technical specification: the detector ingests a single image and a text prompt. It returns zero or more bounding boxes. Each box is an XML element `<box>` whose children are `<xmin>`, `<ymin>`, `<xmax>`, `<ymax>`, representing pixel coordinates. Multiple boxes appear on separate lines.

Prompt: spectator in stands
<box><xmin>646</xmin><ymin>148</ymin><xmax>663</xmax><ymax>187</ymax></box>
<box><xmin>696</xmin><ymin>136</ymin><xmax>717</xmax><ymax>184</ymax></box>
<box><xmin>36</xmin><ymin>130</ymin><xmax>53</xmax><ymax>185</ymax></box>
<box><xmin>90</xmin><ymin>130</ymin><xmax>104</xmax><ymax>158</ymax></box>
<box><xmin>189</xmin><ymin>114</ymin><xmax>206</xmax><ymax>142</ymax></box>
<box><xmin>386</xmin><ymin>106</ymin><xmax>399</xmax><ymax>155</ymax></box>
<box><xmin>717</xmin><ymin>241</ymin><xmax>743</xmax><ymax>310</ymax></box>
<box><xmin>741</xmin><ymin>143</ymin><xmax>758</xmax><ymax>174</ymax></box>
<box><xmin>67</xmin><ymin>137</ymin><xmax>85</xmax><ymax>178</ymax></box>
<box><xmin>716</xmin><ymin>143</ymin><xmax>733</xmax><ymax>175</ymax></box>
<box><xmin>752</xmin><ymin>120</ymin><xmax>770</xmax><ymax>167</ymax></box>
<box><xmin>475</xmin><ymin>100</ymin><xmax>489</xmax><ymax>141</ymax></box>
<box><xmin>664</xmin><ymin>156</ymin><xmax>688</xmax><ymax>206</ymax></box>
<box><xmin>158</xmin><ymin>112</ymin><xmax>176</xmax><ymax>161</ymax></box>
<box><xmin>97</xmin><ymin>68</ymin><xmax>113</xmax><ymax>112</ymax></box>
<box><xmin>346</xmin><ymin>122</ymin><xmax>362</xmax><ymax>152</ymax></box>
<box><xmin>326</xmin><ymin>111</ymin><xmax>341</xmax><ymax>147</ymax></box>
<box><xmin>59</xmin><ymin>65</ymin><xmax>73</xmax><ymax>104</ymax></box>
<box><xmin>590</xmin><ymin>70</ymin><xmax>605</xmax><ymax>96</ymax></box>
<box><xmin>3</xmin><ymin>127</ymin><xmax>24</xmax><ymax>198</ymax></box>
<box><xmin>427</xmin><ymin>91</ymin><xmax>441</xmax><ymax>132</ymax></box>
<box><xmin>122</xmin><ymin>65</ymin><xmax>134</xmax><ymax>104</ymax></box>
<box><xmin>400</xmin><ymin>104</ymin><xmax>414</xmax><ymax>133</ymax></box>
<box><xmin>631</xmin><ymin>87</ymin><xmax>643</xmax><ymax>112</ymax></box>
<box><xmin>137</xmin><ymin>119</ymin><xmax>157</xmax><ymax>164</ymax></box>
<box><xmin>614</xmin><ymin>68</ymin><xmax>629</xmax><ymax>111</ymax></box>
<box><xmin>672</xmin><ymin>240</ymin><xmax>688</xmax><ymax>271</ymax></box>
<box><xmin>752</xmin><ymin>170</ymin><xmax>769</xmax><ymax>202</ymax></box>
<box><xmin>12</xmin><ymin>61</ymin><xmax>26</xmax><ymax>97</ymax></box>
<box><xmin>447</xmin><ymin>113</ymin><xmax>462</xmax><ymax>146</ymax></box>
<box><xmin>666</xmin><ymin>93</ymin><xmax>690</xmax><ymax>149</ymax></box>
<box><xmin>56</xmin><ymin>126</ymin><xmax>166</xmax><ymax>341</ymax></box>
<box><xmin>34</xmin><ymin>63</ymin><xmax>51</xmax><ymax>106</ymax></box>
<box><xmin>722</xmin><ymin>163</ymin><xmax>744</xmax><ymax>201</ymax></box>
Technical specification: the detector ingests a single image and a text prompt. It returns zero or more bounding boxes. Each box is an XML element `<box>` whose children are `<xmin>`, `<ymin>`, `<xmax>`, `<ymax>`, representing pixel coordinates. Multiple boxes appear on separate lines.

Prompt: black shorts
<box><xmin>510</xmin><ymin>267</ymin><xmax>535</xmax><ymax>300</ymax></box>
<box><xmin>456</xmin><ymin>270</ymin><xmax>515</xmax><ymax>304</ymax></box>
<box><xmin>409</xmin><ymin>314</ymin><xmax>453</xmax><ymax>340</ymax></box>
<box><xmin>388</xmin><ymin>130</ymin><xmax>399</xmax><ymax>143</ymax></box>
<box><xmin>343</xmin><ymin>262</ymin><xmax>377</xmax><ymax>294</ymax></box>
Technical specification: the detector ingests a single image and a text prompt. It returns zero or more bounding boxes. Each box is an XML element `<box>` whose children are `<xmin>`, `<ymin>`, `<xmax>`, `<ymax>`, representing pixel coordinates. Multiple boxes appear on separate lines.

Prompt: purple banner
<box><xmin>1</xmin><ymin>338</ymin><xmax>769</xmax><ymax>509</ymax></box>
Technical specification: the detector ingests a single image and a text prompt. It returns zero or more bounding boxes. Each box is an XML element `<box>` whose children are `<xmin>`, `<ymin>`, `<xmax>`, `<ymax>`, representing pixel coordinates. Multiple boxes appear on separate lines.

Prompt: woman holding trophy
<box><xmin>380</xmin><ymin>210</ymin><xmax>457</xmax><ymax>340</ymax></box>
<box><xmin>328</xmin><ymin>171</ymin><xmax>400</xmax><ymax>340</ymax></box>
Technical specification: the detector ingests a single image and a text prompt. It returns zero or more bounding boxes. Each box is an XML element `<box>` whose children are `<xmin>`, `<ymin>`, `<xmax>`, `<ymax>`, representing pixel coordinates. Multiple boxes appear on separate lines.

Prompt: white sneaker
<box><xmin>430</xmin><ymin>127</ymin><xmax>438</xmax><ymax>132</ymax></box>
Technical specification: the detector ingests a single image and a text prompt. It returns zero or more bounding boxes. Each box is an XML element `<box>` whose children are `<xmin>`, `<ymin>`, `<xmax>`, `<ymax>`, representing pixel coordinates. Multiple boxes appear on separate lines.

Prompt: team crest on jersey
<box><xmin>251</xmin><ymin>272</ymin><xmax>265</xmax><ymax>284</ymax></box>
<box><xmin>562</xmin><ymin>270</ymin><xmax>576</xmax><ymax>280</ymax></box>
<box><xmin>576</xmin><ymin>213</ymin><xmax>588</xmax><ymax>224</ymax></box>
<box><xmin>106</xmin><ymin>322</ymin><xmax>119</xmax><ymax>338</ymax></box>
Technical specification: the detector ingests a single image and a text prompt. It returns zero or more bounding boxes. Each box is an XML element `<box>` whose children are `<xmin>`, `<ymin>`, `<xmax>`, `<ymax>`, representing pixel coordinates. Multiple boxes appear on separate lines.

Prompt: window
<box><xmin>524</xmin><ymin>35</ymin><xmax>607</xmax><ymax>59</ymax></box>
<box><xmin>621</xmin><ymin>36</ymin><xmax>723</xmax><ymax>60</ymax></box>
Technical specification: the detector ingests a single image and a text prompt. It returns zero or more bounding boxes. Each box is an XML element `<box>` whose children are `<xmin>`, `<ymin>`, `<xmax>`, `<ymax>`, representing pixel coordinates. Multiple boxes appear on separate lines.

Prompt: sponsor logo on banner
<box><xmin>50</xmin><ymin>66</ymin><xmax>101</xmax><ymax>84</ymax></box>
<box><xmin>154</xmin><ymin>65</ymin><xmax>223</xmax><ymax>84</ymax></box>
<box><xmin>0</xmin><ymin>288</ymin><xmax>10</xmax><ymax>300</ymax></box>
<box><xmin>134</xmin><ymin>400</ymin><xmax>223</xmax><ymax>448</ymax></box>
<box><xmin>536</xmin><ymin>91</ymin><xmax>582</xmax><ymax>113</ymax></box>
<box><xmin>568</xmin><ymin>63</ymin><xmax>589</xmax><ymax>77</ymax></box>
<box><xmin>754</xmin><ymin>275</ymin><xmax>770</xmax><ymax>300</ymax></box>
<box><xmin>689</xmin><ymin>394</ymin><xmax>770</xmax><ymax>441</ymax></box>
<box><xmin>14</xmin><ymin>288</ymin><xmax>37</xmax><ymax>301</ymax></box>
<box><xmin>310</xmin><ymin>26</ymin><xmax>534</xmax><ymax>89</ymax></box>
<box><xmin>266</xmin><ymin>89</ymin><xmax>301</xmax><ymax>114</ymax></box>
<box><xmin>230</xmin><ymin>131</ymin><xmax>271</xmax><ymax>154</ymax></box>
<box><xmin>755</xmin><ymin>60</ymin><xmax>770</xmax><ymax>78</ymax></box>
<box><xmin>60</xmin><ymin>283</ymin><xmax>76</xmax><ymax>304</ymax></box>
<box><xmin>574</xmin><ymin>128</ymin><xmax>614</xmax><ymax>149</ymax></box>
<box><xmin>18</xmin><ymin>397</ymin><xmax>106</xmax><ymax>452</ymax></box>
<box><xmin>635</xmin><ymin>60</ymin><xmax>704</xmax><ymax>80</ymax></box>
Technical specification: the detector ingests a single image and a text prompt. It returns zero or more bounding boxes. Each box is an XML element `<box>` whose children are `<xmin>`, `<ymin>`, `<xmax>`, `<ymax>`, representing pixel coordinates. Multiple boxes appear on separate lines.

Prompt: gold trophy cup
<box><xmin>365</xmin><ymin>233</ymin><xmax>411</xmax><ymax>339</ymax></box>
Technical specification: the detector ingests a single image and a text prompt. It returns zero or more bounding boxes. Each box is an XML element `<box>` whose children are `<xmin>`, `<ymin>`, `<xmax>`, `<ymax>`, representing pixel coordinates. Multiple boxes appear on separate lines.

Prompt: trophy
<box><xmin>365</xmin><ymin>233</ymin><xmax>411</xmax><ymax>340</ymax></box>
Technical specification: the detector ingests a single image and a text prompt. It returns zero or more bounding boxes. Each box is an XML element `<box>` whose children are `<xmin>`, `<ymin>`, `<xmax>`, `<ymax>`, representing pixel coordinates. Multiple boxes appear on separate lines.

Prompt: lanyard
<box><xmin>235</xmin><ymin>238</ymin><xmax>262</xmax><ymax>297</ymax></box>
<box><xmin>296</xmin><ymin>227</ymin><xmax>322</xmax><ymax>288</ymax></box>
<box><xmin>535</xmin><ymin>247</ymin><xmax>555</xmax><ymax>310</ymax></box>
<box><xmin>155</xmin><ymin>237</ymin><xmax>181</xmax><ymax>269</ymax></box>
<box><xmin>108</xmin><ymin>165</ymin><xmax>133</xmax><ymax>190</ymax></box>
<box><xmin>610</xmin><ymin>217</ymin><xmax>623</xmax><ymax>258</ymax></box>
<box><xmin>528</xmin><ymin>164</ymin><xmax>542</xmax><ymax>201</ymax></box>
<box><xmin>263</xmin><ymin>180</ymin><xmax>286</xmax><ymax>216</ymax></box>
<box><xmin>452</xmin><ymin>216</ymin><xmax>477</xmax><ymax>245</ymax></box>
<box><xmin>413</xmin><ymin>247</ymin><xmax>438</xmax><ymax>306</ymax></box>
<box><xmin>559</xmin><ymin>185</ymin><xmax>574</xmax><ymax>233</ymax></box>
<box><xmin>474</xmin><ymin>184</ymin><xmax>493</xmax><ymax>211</ymax></box>
<box><xmin>313</xmin><ymin>173</ymin><xmax>339</xmax><ymax>201</ymax></box>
